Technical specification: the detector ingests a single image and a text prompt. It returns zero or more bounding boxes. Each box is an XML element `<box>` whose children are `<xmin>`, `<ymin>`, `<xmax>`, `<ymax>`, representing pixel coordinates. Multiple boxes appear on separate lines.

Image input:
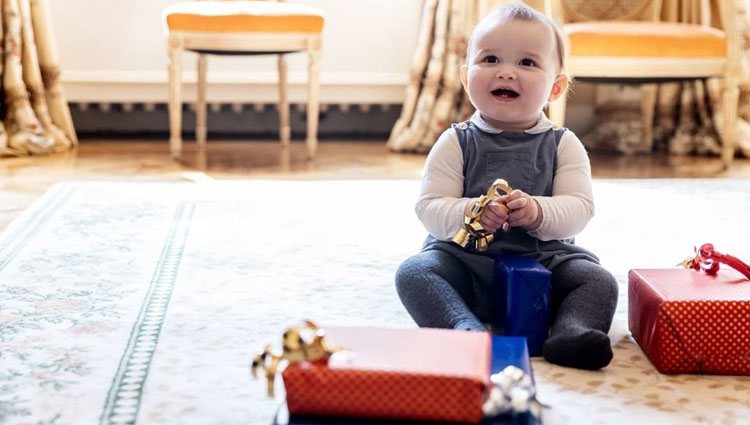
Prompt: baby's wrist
<box><xmin>528</xmin><ymin>199</ymin><xmax>543</xmax><ymax>230</ymax></box>
<box><xmin>463</xmin><ymin>198</ymin><xmax>476</xmax><ymax>216</ymax></box>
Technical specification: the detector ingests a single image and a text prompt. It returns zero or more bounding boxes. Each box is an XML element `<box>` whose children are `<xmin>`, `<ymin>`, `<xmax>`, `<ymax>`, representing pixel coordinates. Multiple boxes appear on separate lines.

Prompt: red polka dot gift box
<box><xmin>628</xmin><ymin>268</ymin><xmax>750</xmax><ymax>375</ymax></box>
<box><xmin>282</xmin><ymin>327</ymin><xmax>491</xmax><ymax>424</ymax></box>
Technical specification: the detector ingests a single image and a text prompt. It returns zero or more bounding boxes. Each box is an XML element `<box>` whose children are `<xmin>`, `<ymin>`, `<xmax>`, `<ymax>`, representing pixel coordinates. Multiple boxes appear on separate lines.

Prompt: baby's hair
<box><xmin>467</xmin><ymin>1</ymin><xmax>567</xmax><ymax>72</ymax></box>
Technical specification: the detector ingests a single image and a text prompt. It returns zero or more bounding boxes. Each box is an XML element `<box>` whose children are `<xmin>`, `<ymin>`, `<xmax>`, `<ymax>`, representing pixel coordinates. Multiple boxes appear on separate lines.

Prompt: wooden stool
<box><xmin>163</xmin><ymin>0</ymin><xmax>325</xmax><ymax>159</ymax></box>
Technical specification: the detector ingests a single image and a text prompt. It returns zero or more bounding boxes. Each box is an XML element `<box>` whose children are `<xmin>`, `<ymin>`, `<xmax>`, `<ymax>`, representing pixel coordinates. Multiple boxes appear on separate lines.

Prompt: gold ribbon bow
<box><xmin>251</xmin><ymin>320</ymin><xmax>340</xmax><ymax>397</ymax></box>
<box><xmin>452</xmin><ymin>179</ymin><xmax>513</xmax><ymax>251</ymax></box>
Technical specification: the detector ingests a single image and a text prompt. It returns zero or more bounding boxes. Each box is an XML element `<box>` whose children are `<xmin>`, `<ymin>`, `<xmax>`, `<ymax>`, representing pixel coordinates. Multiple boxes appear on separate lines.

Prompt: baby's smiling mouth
<box><xmin>491</xmin><ymin>88</ymin><xmax>519</xmax><ymax>98</ymax></box>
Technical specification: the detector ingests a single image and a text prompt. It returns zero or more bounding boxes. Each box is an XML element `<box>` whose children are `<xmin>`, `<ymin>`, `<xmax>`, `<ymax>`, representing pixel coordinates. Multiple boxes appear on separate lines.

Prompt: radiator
<box><xmin>70</xmin><ymin>102</ymin><xmax>402</xmax><ymax>140</ymax></box>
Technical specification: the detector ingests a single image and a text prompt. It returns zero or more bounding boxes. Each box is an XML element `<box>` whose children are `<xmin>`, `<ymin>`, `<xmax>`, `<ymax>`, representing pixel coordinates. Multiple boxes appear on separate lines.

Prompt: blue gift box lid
<box><xmin>274</xmin><ymin>335</ymin><xmax>542</xmax><ymax>425</ymax></box>
<box><xmin>494</xmin><ymin>255</ymin><xmax>550</xmax><ymax>275</ymax></box>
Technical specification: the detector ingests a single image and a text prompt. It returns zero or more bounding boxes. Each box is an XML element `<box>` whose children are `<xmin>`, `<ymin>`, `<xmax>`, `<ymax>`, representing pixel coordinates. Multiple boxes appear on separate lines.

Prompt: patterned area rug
<box><xmin>1</xmin><ymin>179</ymin><xmax>748</xmax><ymax>425</ymax></box>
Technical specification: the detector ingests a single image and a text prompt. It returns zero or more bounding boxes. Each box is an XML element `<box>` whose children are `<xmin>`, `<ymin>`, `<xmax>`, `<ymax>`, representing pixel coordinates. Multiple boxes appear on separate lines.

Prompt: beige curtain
<box><xmin>389</xmin><ymin>0</ymin><xmax>750</xmax><ymax>159</ymax></box>
<box><xmin>1</xmin><ymin>0</ymin><xmax>76</xmax><ymax>157</ymax></box>
<box><xmin>387</xmin><ymin>0</ymin><xmax>515</xmax><ymax>152</ymax></box>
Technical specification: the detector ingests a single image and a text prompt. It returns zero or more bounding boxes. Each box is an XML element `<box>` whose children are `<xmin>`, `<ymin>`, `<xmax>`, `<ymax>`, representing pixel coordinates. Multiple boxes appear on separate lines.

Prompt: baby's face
<box><xmin>462</xmin><ymin>18</ymin><xmax>564</xmax><ymax>131</ymax></box>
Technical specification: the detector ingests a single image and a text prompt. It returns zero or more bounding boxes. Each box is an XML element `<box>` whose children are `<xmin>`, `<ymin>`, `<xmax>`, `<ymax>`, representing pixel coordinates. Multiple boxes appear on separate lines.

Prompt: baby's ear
<box><xmin>548</xmin><ymin>74</ymin><xmax>569</xmax><ymax>101</ymax></box>
<box><xmin>460</xmin><ymin>64</ymin><xmax>469</xmax><ymax>92</ymax></box>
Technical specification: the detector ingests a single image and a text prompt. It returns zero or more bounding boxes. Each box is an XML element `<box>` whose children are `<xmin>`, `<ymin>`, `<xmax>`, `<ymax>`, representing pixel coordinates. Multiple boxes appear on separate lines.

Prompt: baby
<box><xmin>395</xmin><ymin>2</ymin><xmax>619</xmax><ymax>370</ymax></box>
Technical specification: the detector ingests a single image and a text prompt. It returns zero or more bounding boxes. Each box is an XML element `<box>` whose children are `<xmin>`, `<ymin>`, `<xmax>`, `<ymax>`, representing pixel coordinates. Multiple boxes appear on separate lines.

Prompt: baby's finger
<box><xmin>506</xmin><ymin>189</ymin><xmax>525</xmax><ymax>201</ymax></box>
<box><xmin>495</xmin><ymin>194</ymin><xmax>509</xmax><ymax>204</ymax></box>
<box><xmin>487</xmin><ymin>201</ymin><xmax>509</xmax><ymax>216</ymax></box>
<box><xmin>508</xmin><ymin>208</ymin><xmax>531</xmax><ymax>227</ymax></box>
<box><xmin>485</xmin><ymin>207</ymin><xmax>508</xmax><ymax>225</ymax></box>
<box><xmin>505</xmin><ymin>197</ymin><xmax>528</xmax><ymax>210</ymax></box>
<box><xmin>480</xmin><ymin>218</ymin><xmax>499</xmax><ymax>233</ymax></box>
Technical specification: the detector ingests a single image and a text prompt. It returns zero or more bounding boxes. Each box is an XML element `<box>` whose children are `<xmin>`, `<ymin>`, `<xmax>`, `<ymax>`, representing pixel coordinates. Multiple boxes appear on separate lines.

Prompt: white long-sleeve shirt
<box><xmin>416</xmin><ymin>112</ymin><xmax>595</xmax><ymax>242</ymax></box>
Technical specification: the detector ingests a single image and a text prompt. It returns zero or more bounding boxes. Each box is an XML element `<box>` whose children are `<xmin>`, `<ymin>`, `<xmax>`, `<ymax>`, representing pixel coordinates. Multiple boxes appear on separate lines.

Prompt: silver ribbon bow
<box><xmin>482</xmin><ymin>365</ymin><xmax>547</xmax><ymax>419</ymax></box>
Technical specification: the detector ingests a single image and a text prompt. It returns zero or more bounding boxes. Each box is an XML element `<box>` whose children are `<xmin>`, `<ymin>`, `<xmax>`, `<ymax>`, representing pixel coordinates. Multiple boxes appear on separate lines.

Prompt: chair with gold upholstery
<box><xmin>544</xmin><ymin>0</ymin><xmax>742</xmax><ymax>168</ymax></box>
<box><xmin>162</xmin><ymin>0</ymin><xmax>324</xmax><ymax>160</ymax></box>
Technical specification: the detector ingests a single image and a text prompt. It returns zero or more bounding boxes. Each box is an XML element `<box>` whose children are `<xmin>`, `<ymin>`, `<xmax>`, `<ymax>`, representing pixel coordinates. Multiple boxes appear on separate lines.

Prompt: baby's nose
<box><xmin>495</xmin><ymin>66</ymin><xmax>516</xmax><ymax>79</ymax></box>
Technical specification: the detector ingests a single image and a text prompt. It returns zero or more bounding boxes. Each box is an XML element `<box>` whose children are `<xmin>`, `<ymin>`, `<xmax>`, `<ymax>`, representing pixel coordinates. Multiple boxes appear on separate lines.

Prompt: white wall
<box><xmin>51</xmin><ymin>0</ymin><xmax>423</xmax><ymax>104</ymax></box>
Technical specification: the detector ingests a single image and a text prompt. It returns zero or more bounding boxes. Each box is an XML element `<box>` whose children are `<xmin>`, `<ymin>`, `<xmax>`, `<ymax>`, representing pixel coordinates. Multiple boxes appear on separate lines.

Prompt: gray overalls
<box><xmin>395</xmin><ymin>120</ymin><xmax>617</xmax><ymax>334</ymax></box>
<box><xmin>422</xmin><ymin>121</ymin><xmax>599</xmax><ymax>321</ymax></box>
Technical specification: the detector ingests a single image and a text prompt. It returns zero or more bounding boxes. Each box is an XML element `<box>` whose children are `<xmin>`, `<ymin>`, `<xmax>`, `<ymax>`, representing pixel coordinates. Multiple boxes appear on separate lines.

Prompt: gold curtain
<box><xmin>1</xmin><ymin>0</ymin><xmax>76</xmax><ymax>157</ymax></box>
<box><xmin>388</xmin><ymin>0</ymin><xmax>750</xmax><ymax>159</ymax></box>
<box><xmin>387</xmin><ymin>0</ymin><xmax>510</xmax><ymax>152</ymax></box>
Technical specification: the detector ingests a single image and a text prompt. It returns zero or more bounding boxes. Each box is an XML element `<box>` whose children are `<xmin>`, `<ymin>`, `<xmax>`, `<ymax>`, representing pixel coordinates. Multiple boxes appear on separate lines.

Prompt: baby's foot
<box><xmin>542</xmin><ymin>328</ymin><xmax>613</xmax><ymax>370</ymax></box>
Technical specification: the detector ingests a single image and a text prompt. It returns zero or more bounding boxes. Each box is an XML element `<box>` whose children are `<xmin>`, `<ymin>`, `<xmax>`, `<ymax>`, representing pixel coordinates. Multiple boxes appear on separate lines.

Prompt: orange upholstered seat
<box><xmin>163</xmin><ymin>1</ymin><xmax>324</xmax><ymax>33</ymax></box>
<box><xmin>566</xmin><ymin>22</ymin><xmax>727</xmax><ymax>58</ymax></box>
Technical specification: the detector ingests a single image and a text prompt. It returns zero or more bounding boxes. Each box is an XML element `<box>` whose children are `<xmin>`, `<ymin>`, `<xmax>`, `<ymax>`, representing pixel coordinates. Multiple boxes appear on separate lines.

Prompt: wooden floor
<box><xmin>2</xmin><ymin>140</ymin><xmax>750</xmax><ymax>233</ymax></box>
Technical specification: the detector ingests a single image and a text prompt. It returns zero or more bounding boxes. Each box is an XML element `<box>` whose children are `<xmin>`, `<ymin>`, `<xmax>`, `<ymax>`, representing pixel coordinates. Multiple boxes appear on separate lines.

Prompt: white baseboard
<box><xmin>61</xmin><ymin>70</ymin><xmax>410</xmax><ymax>104</ymax></box>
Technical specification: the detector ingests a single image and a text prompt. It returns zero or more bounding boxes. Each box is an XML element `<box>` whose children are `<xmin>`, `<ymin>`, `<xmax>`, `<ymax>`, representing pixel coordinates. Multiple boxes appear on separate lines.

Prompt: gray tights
<box><xmin>395</xmin><ymin>250</ymin><xmax>619</xmax><ymax>369</ymax></box>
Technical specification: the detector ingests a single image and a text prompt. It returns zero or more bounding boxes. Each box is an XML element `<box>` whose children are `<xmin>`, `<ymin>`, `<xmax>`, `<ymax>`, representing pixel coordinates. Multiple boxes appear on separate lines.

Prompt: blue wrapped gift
<box><xmin>493</xmin><ymin>255</ymin><xmax>551</xmax><ymax>357</ymax></box>
<box><xmin>273</xmin><ymin>336</ymin><xmax>542</xmax><ymax>425</ymax></box>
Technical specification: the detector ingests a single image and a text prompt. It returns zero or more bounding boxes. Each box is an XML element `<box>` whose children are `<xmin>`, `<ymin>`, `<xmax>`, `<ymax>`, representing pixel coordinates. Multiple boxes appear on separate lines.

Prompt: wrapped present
<box><xmin>282</xmin><ymin>327</ymin><xmax>490</xmax><ymax>424</ymax></box>
<box><xmin>274</xmin><ymin>335</ymin><xmax>541</xmax><ymax>425</ymax></box>
<box><xmin>493</xmin><ymin>256</ymin><xmax>551</xmax><ymax>357</ymax></box>
<box><xmin>629</xmin><ymin>267</ymin><xmax>750</xmax><ymax>374</ymax></box>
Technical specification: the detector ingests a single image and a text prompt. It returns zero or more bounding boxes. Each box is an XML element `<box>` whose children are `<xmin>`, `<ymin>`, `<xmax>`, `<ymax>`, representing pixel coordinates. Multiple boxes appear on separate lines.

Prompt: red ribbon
<box><xmin>684</xmin><ymin>243</ymin><xmax>750</xmax><ymax>279</ymax></box>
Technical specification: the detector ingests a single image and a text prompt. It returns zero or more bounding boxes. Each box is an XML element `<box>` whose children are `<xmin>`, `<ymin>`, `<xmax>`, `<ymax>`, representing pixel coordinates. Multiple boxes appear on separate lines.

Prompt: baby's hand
<box><xmin>464</xmin><ymin>199</ymin><xmax>509</xmax><ymax>234</ymax></box>
<box><xmin>500</xmin><ymin>190</ymin><xmax>542</xmax><ymax>230</ymax></box>
<box><xmin>482</xmin><ymin>201</ymin><xmax>510</xmax><ymax>234</ymax></box>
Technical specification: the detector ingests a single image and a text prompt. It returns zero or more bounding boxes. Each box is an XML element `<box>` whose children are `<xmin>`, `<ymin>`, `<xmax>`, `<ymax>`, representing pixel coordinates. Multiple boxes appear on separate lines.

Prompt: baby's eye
<box><xmin>482</xmin><ymin>55</ymin><xmax>500</xmax><ymax>64</ymax></box>
<box><xmin>519</xmin><ymin>58</ymin><xmax>536</xmax><ymax>67</ymax></box>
